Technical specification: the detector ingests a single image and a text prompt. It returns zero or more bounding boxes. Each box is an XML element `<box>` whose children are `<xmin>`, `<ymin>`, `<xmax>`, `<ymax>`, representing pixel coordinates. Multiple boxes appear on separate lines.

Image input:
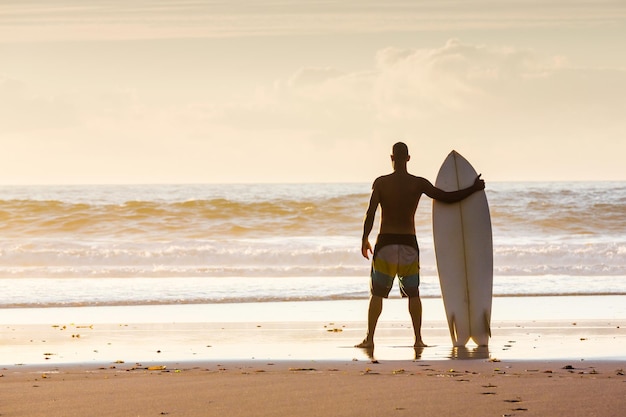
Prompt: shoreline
<box><xmin>3</xmin><ymin>275</ymin><xmax>626</xmax><ymax>307</ymax></box>
<box><xmin>1</xmin><ymin>296</ymin><xmax>624</xmax><ymax>367</ymax></box>
<box><xmin>2</xmin><ymin>291</ymin><xmax>626</xmax><ymax>310</ymax></box>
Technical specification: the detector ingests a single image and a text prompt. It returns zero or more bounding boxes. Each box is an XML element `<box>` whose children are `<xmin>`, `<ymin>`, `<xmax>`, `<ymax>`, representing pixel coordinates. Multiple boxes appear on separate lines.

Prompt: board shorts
<box><xmin>370</xmin><ymin>234</ymin><xmax>420</xmax><ymax>298</ymax></box>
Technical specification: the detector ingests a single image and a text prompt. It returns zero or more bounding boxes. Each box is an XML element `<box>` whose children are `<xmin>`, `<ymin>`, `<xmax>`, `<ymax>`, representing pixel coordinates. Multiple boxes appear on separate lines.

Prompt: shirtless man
<box><xmin>356</xmin><ymin>142</ymin><xmax>485</xmax><ymax>349</ymax></box>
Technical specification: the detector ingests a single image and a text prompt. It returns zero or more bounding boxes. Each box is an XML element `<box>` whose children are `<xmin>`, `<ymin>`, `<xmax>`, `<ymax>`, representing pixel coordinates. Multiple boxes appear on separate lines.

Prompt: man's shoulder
<box><xmin>374</xmin><ymin>173</ymin><xmax>394</xmax><ymax>181</ymax></box>
<box><xmin>372</xmin><ymin>173</ymin><xmax>397</xmax><ymax>188</ymax></box>
<box><xmin>374</xmin><ymin>173</ymin><xmax>428</xmax><ymax>182</ymax></box>
<box><xmin>373</xmin><ymin>173</ymin><xmax>430</xmax><ymax>192</ymax></box>
<box><xmin>405</xmin><ymin>172</ymin><xmax>432</xmax><ymax>181</ymax></box>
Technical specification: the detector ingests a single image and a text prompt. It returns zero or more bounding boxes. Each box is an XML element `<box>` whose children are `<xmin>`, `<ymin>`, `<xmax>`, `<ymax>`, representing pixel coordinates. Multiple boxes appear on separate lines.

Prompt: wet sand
<box><xmin>1</xmin><ymin>296</ymin><xmax>624</xmax><ymax>364</ymax></box>
<box><xmin>1</xmin><ymin>296</ymin><xmax>625</xmax><ymax>416</ymax></box>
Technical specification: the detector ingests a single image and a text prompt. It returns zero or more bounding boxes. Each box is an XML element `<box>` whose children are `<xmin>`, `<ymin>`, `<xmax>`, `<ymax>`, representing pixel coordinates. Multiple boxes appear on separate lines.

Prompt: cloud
<box><xmin>207</xmin><ymin>39</ymin><xmax>573</xmax><ymax>130</ymax></box>
<box><xmin>372</xmin><ymin>39</ymin><xmax>567</xmax><ymax>116</ymax></box>
<box><xmin>287</xmin><ymin>67</ymin><xmax>346</xmax><ymax>88</ymax></box>
<box><xmin>6</xmin><ymin>38</ymin><xmax>621</xmax><ymax>146</ymax></box>
<box><xmin>190</xmin><ymin>38</ymin><xmax>626</xmax><ymax>182</ymax></box>
<box><xmin>3</xmin><ymin>37</ymin><xmax>624</xmax><ymax>182</ymax></box>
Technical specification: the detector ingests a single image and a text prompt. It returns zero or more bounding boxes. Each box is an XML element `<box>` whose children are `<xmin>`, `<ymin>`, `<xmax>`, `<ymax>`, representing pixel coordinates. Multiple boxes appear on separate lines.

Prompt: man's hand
<box><xmin>474</xmin><ymin>174</ymin><xmax>485</xmax><ymax>191</ymax></box>
<box><xmin>361</xmin><ymin>239</ymin><xmax>373</xmax><ymax>259</ymax></box>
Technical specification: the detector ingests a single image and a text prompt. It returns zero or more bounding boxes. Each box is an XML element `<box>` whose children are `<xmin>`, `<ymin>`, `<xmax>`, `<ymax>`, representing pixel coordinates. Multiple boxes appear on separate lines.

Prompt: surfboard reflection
<box><xmin>449</xmin><ymin>346</ymin><xmax>490</xmax><ymax>360</ymax></box>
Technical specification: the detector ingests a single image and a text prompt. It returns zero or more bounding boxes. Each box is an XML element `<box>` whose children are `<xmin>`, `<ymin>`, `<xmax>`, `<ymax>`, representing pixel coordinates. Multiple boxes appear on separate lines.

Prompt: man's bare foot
<box><xmin>414</xmin><ymin>340</ymin><xmax>428</xmax><ymax>348</ymax></box>
<box><xmin>355</xmin><ymin>339</ymin><xmax>374</xmax><ymax>348</ymax></box>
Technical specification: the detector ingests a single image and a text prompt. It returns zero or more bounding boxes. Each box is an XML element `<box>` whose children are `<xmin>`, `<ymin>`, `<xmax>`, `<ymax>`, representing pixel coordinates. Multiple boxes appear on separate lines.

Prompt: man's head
<box><xmin>391</xmin><ymin>142</ymin><xmax>410</xmax><ymax>164</ymax></box>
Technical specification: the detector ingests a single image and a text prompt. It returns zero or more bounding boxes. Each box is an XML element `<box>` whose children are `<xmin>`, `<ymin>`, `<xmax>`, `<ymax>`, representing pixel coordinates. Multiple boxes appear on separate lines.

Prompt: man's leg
<box><xmin>408</xmin><ymin>295</ymin><xmax>427</xmax><ymax>347</ymax></box>
<box><xmin>355</xmin><ymin>295</ymin><xmax>383</xmax><ymax>348</ymax></box>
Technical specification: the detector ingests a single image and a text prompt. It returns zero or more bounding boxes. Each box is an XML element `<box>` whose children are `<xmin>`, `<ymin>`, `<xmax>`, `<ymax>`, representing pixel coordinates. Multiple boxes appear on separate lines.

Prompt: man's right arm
<box><xmin>361</xmin><ymin>180</ymin><xmax>380</xmax><ymax>259</ymax></box>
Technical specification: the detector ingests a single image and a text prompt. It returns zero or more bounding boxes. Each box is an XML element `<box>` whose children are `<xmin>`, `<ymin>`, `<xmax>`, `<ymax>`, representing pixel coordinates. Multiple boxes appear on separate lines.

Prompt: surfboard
<box><xmin>432</xmin><ymin>150</ymin><xmax>493</xmax><ymax>347</ymax></box>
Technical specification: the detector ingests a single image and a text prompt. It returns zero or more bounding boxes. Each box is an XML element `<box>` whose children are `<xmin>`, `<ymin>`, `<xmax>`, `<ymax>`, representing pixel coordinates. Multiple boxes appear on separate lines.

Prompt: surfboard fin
<box><xmin>471</xmin><ymin>311</ymin><xmax>491</xmax><ymax>347</ymax></box>
<box><xmin>484</xmin><ymin>311</ymin><xmax>491</xmax><ymax>338</ymax></box>
<box><xmin>448</xmin><ymin>314</ymin><xmax>458</xmax><ymax>346</ymax></box>
<box><xmin>449</xmin><ymin>315</ymin><xmax>468</xmax><ymax>347</ymax></box>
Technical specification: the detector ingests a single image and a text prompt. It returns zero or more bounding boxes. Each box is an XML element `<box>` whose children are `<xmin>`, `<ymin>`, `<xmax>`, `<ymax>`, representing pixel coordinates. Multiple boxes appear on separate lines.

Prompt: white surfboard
<box><xmin>432</xmin><ymin>151</ymin><xmax>493</xmax><ymax>347</ymax></box>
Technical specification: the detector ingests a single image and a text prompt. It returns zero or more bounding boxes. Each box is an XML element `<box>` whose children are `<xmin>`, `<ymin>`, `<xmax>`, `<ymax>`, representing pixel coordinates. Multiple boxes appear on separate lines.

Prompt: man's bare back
<box><xmin>372</xmin><ymin>172</ymin><xmax>432</xmax><ymax>235</ymax></box>
<box><xmin>362</xmin><ymin>168</ymin><xmax>482</xmax><ymax>259</ymax></box>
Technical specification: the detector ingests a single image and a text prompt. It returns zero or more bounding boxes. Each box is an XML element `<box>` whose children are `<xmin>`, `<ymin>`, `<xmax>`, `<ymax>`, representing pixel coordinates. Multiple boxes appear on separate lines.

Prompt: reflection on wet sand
<box><xmin>357</xmin><ymin>345</ymin><xmax>375</xmax><ymax>360</ymax></box>
<box><xmin>449</xmin><ymin>346</ymin><xmax>490</xmax><ymax>359</ymax></box>
<box><xmin>356</xmin><ymin>345</ymin><xmax>427</xmax><ymax>361</ymax></box>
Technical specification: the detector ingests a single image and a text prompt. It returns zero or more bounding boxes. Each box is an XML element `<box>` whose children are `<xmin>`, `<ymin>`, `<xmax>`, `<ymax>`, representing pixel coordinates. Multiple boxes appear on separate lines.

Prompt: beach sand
<box><xmin>2</xmin><ymin>359</ymin><xmax>625</xmax><ymax>417</ymax></box>
<box><xmin>1</xmin><ymin>296</ymin><xmax>625</xmax><ymax>416</ymax></box>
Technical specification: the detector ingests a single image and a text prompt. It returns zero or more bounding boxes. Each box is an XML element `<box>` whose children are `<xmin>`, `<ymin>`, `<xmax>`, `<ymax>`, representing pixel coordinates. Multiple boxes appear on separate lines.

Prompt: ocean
<box><xmin>0</xmin><ymin>182</ymin><xmax>624</xmax><ymax>308</ymax></box>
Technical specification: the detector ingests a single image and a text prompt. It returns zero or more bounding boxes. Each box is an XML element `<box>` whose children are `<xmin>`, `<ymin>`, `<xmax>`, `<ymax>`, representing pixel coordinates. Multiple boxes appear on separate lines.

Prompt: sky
<box><xmin>1</xmin><ymin>0</ymin><xmax>625</xmax><ymax>184</ymax></box>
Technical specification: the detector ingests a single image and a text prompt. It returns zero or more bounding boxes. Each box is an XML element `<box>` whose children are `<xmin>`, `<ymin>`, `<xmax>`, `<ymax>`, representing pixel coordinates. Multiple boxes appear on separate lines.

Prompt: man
<box><xmin>356</xmin><ymin>142</ymin><xmax>485</xmax><ymax>349</ymax></box>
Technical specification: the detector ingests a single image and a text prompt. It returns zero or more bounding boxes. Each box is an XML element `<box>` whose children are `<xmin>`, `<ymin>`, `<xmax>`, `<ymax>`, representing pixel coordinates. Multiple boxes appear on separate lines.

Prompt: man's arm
<box><xmin>424</xmin><ymin>175</ymin><xmax>485</xmax><ymax>204</ymax></box>
<box><xmin>361</xmin><ymin>181</ymin><xmax>380</xmax><ymax>259</ymax></box>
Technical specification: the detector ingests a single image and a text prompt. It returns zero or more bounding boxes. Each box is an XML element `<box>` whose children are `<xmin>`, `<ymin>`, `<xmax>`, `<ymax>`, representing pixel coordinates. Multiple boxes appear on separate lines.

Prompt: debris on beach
<box><xmin>324</xmin><ymin>322</ymin><xmax>346</xmax><ymax>331</ymax></box>
<box><xmin>504</xmin><ymin>398</ymin><xmax>522</xmax><ymax>403</ymax></box>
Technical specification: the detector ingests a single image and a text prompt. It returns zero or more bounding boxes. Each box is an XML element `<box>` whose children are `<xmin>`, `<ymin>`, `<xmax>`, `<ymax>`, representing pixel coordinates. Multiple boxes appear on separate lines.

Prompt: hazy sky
<box><xmin>1</xmin><ymin>0</ymin><xmax>625</xmax><ymax>184</ymax></box>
